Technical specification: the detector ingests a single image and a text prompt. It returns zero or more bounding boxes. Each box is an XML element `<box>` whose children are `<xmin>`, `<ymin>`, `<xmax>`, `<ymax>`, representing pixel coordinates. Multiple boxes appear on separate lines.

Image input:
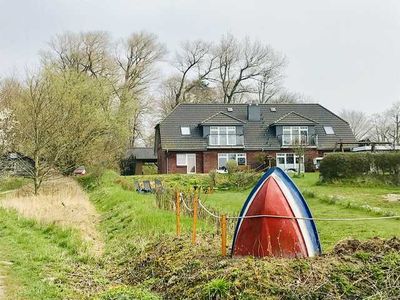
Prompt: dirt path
<box><xmin>0</xmin><ymin>178</ymin><xmax>104</xmax><ymax>257</ymax></box>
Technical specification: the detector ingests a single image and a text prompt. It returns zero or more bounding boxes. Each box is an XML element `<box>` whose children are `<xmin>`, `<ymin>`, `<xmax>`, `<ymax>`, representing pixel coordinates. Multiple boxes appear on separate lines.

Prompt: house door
<box><xmin>186</xmin><ymin>154</ymin><xmax>196</xmax><ymax>174</ymax></box>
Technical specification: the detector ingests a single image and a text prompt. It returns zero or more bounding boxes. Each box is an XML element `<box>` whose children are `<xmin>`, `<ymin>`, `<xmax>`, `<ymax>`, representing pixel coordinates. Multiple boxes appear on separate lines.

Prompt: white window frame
<box><xmin>210</xmin><ymin>126</ymin><xmax>237</xmax><ymax>146</ymax></box>
<box><xmin>176</xmin><ymin>153</ymin><xmax>197</xmax><ymax>173</ymax></box>
<box><xmin>324</xmin><ymin>126</ymin><xmax>335</xmax><ymax>135</ymax></box>
<box><xmin>282</xmin><ymin>126</ymin><xmax>309</xmax><ymax>145</ymax></box>
<box><xmin>180</xmin><ymin>126</ymin><xmax>191</xmax><ymax>135</ymax></box>
<box><xmin>276</xmin><ymin>153</ymin><xmax>304</xmax><ymax>172</ymax></box>
<box><xmin>176</xmin><ymin>154</ymin><xmax>187</xmax><ymax>166</ymax></box>
<box><xmin>217</xmin><ymin>153</ymin><xmax>247</xmax><ymax>170</ymax></box>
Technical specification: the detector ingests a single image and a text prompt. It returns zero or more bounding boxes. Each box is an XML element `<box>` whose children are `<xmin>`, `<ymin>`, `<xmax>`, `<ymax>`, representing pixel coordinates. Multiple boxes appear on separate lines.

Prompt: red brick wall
<box><xmin>159</xmin><ymin>151</ymin><xmax>204</xmax><ymax>174</ymax></box>
<box><xmin>158</xmin><ymin>149</ymin><xmax>325</xmax><ymax>174</ymax></box>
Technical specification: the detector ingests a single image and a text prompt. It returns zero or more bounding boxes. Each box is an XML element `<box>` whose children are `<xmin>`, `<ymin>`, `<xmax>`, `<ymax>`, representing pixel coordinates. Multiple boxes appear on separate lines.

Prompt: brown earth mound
<box><xmin>119</xmin><ymin>235</ymin><xmax>400</xmax><ymax>299</ymax></box>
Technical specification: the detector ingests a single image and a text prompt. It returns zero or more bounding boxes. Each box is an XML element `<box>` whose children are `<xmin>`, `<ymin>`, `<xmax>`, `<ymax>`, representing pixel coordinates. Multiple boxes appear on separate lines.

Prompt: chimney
<box><xmin>247</xmin><ymin>103</ymin><xmax>261</xmax><ymax>121</ymax></box>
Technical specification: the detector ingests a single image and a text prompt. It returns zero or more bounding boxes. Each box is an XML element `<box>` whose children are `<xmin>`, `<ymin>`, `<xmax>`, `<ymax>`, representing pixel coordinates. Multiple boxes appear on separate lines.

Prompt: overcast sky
<box><xmin>1</xmin><ymin>0</ymin><xmax>399</xmax><ymax>114</ymax></box>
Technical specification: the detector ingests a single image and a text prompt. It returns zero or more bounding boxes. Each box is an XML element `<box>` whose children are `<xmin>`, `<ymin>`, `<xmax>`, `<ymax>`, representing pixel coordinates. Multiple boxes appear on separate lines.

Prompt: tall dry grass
<box><xmin>0</xmin><ymin>178</ymin><xmax>104</xmax><ymax>256</ymax></box>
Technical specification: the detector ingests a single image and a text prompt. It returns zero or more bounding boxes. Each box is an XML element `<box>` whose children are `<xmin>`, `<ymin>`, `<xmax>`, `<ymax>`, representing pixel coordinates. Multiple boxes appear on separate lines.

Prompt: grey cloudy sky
<box><xmin>1</xmin><ymin>0</ymin><xmax>399</xmax><ymax>114</ymax></box>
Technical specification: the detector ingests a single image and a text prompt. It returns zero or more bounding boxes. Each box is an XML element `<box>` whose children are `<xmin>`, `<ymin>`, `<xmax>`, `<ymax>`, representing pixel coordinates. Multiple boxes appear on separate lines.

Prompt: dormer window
<box><xmin>209</xmin><ymin>126</ymin><xmax>236</xmax><ymax>145</ymax></box>
<box><xmin>180</xmin><ymin>126</ymin><xmax>191</xmax><ymax>135</ymax></box>
<box><xmin>282</xmin><ymin>126</ymin><xmax>308</xmax><ymax>145</ymax></box>
<box><xmin>324</xmin><ymin>126</ymin><xmax>334</xmax><ymax>134</ymax></box>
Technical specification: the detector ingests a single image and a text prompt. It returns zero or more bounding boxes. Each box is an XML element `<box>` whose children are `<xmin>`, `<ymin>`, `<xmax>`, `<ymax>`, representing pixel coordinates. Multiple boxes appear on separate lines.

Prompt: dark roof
<box><xmin>125</xmin><ymin>147</ymin><xmax>157</xmax><ymax>160</ymax></box>
<box><xmin>272</xmin><ymin>111</ymin><xmax>317</xmax><ymax>126</ymax></box>
<box><xmin>156</xmin><ymin>103</ymin><xmax>356</xmax><ymax>151</ymax></box>
<box><xmin>201</xmin><ymin>111</ymin><xmax>246</xmax><ymax>125</ymax></box>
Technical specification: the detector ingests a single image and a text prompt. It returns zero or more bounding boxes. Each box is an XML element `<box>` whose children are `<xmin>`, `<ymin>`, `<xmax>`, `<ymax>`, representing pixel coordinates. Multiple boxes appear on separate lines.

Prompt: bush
<box><xmin>208</xmin><ymin>170</ymin><xmax>217</xmax><ymax>188</ymax></box>
<box><xmin>95</xmin><ymin>286</ymin><xmax>159</xmax><ymax>300</ymax></box>
<box><xmin>226</xmin><ymin>159</ymin><xmax>238</xmax><ymax>174</ymax></box>
<box><xmin>320</xmin><ymin>152</ymin><xmax>400</xmax><ymax>184</ymax></box>
<box><xmin>202</xmin><ymin>279</ymin><xmax>231</xmax><ymax>299</ymax></box>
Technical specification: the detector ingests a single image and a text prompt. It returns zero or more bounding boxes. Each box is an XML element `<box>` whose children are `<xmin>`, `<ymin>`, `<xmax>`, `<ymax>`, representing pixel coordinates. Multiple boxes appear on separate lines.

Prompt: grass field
<box><xmin>0</xmin><ymin>171</ymin><xmax>399</xmax><ymax>299</ymax></box>
<box><xmin>201</xmin><ymin>173</ymin><xmax>400</xmax><ymax>250</ymax></box>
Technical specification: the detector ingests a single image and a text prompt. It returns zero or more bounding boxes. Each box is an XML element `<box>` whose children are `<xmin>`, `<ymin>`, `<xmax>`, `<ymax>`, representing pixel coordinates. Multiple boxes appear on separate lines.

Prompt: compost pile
<box><xmin>121</xmin><ymin>236</ymin><xmax>400</xmax><ymax>299</ymax></box>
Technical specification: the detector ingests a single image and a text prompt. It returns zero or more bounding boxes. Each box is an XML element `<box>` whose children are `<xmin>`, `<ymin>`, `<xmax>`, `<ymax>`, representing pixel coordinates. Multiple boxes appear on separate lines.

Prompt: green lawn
<box><xmin>0</xmin><ymin>171</ymin><xmax>399</xmax><ymax>298</ymax></box>
<box><xmin>0</xmin><ymin>208</ymin><xmax>94</xmax><ymax>299</ymax></box>
<box><xmin>201</xmin><ymin>173</ymin><xmax>400</xmax><ymax>250</ymax></box>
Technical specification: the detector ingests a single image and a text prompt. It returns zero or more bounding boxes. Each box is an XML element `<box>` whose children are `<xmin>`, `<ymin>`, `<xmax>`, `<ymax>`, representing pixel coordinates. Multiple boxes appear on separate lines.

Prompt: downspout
<box><xmin>166</xmin><ymin>149</ymin><xmax>169</xmax><ymax>174</ymax></box>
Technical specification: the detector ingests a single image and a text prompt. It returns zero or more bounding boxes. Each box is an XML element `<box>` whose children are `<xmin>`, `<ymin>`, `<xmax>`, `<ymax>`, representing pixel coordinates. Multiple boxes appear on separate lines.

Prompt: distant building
<box><xmin>155</xmin><ymin>103</ymin><xmax>356</xmax><ymax>174</ymax></box>
<box><xmin>0</xmin><ymin>152</ymin><xmax>34</xmax><ymax>176</ymax></box>
<box><xmin>121</xmin><ymin>147</ymin><xmax>157</xmax><ymax>175</ymax></box>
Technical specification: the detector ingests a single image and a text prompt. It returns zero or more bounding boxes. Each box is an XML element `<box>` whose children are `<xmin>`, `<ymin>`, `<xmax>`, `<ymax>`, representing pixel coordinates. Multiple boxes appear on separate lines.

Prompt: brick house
<box><xmin>154</xmin><ymin>103</ymin><xmax>356</xmax><ymax>174</ymax></box>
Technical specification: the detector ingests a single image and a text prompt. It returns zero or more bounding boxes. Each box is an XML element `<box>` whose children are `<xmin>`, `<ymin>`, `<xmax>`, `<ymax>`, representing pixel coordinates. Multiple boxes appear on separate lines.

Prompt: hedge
<box><xmin>320</xmin><ymin>152</ymin><xmax>400</xmax><ymax>183</ymax></box>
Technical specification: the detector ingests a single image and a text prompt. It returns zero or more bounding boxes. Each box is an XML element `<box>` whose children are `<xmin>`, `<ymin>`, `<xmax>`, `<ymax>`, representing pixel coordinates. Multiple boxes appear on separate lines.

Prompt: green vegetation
<box><xmin>320</xmin><ymin>152</ymin><xmax>400</xmax><ymax>184</ymax></box>
<box><xmin>129</xmin><ymin>170</ymin><xmax>261</xmax><ymax>191</ymax></box>
<box><xmin>0</xmin><ymin>176</ymin><xmax>28</xmax><ymax>192</ymax></box>
<box><xmin>202</xmin><ymin>172</ymin><xmax>400</xmax><ymax>250</ymax></box>
<box><xmin>1</xmin><ymin>171</ymin><xmax>399</xmax><ymax>298</ymax></box>
<box><xmin>0</xmin><ymin>208</ymin><xmax>98</xmax><ymax>299</ymax></box>
<box><xmin>124</xmin><ymin>236</ymin><xmax>400</xmax><ymax>299</ymax></box>
<box><xmin>80</xmin><ymin>171</ymin><xmax>211</xmax><ymax>260</ymax></box>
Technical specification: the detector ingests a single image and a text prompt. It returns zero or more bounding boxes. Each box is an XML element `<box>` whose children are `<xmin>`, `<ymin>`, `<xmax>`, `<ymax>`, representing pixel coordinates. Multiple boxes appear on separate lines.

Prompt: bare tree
<box><xmin>369</xmin><ymin>102</ymin><xmax>400</xmax><ymax>145</ymax></box>
<box><xmin>172</xmin><ymin>40</ymin><xmax>215</xmax><ymax>105</ymax></box>
<box><xmin>370</xmin><ymin>113</ymin><xmax>391</xmax><ymax>142</ymax></box>
<box><xmin>212</xmin><ymin>34</ymin><xmax>285</xmax><ymax>103</ymax></box>
<box><xmin>387</xmin><ymin>102</ymin><xmax>400</xmax><ymax>145</ymax></box>
<box><xmin>114</xmin><ymin>32</ymin><xmax>165</xmax><ymax>147</ymax></box>
<box><xmin>269</xmin><ymin>90</ymin><xmax>307</xmax><ymax>104</ymax></box>
<box><xmin>339</xmin><ymin>109</ymin><xmax>372</xmax><ymax>141</ymax></box>
<box><xmin>115</xmin><ymin>32</ymin><xmax>165</xmax><ymax>94</ymax></box>
<box><xmin>13</xmin><ymin>73</ymin><xmax>67</xmax><ymax>194</ymax></box>
<box><xmin>42</xmin><ymin>31</ymin><xmax>113</xmax><ymax>78</ymax></box>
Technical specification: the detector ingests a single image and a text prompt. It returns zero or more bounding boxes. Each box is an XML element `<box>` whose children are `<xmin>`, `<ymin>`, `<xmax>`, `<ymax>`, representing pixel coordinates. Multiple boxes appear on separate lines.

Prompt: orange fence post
<box><xmin>176</xmin><ymin>190</ymin><xmax>181</xmax><ymax>236</ymax></box>
<box><xmin>221</xmin><ymin>214</ymin><xmax>227</xmax><ymax>256</ymax></box>
<box><xmin>192</xmin><ymin>190</ymin><xmax>198</xmax><ymax>244</ymax></box>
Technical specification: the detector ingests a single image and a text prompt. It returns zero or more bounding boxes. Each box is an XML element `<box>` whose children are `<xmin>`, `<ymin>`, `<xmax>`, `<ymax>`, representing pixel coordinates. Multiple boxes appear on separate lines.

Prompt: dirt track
<box><xmin>0</xmin><ymin>178</ymin><xmax>104</xmax><ymax>257</ymax></box>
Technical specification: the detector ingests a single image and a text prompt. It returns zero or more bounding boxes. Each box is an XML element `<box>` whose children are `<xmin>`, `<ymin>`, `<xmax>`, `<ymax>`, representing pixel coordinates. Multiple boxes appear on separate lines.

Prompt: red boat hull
<box><xmin>233</xmin><ymin>176</ymin><xmax>308</xmax><ymax>257</ymax></box>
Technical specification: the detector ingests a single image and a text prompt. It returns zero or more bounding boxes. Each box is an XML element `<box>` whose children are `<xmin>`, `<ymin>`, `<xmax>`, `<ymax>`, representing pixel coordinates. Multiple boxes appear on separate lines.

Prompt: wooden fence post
<box><xmin>221</xmin><ymin>214</ymin><xmax>227</xmax><ymax>256</ymax></box>
<box><xmin>192</xmin><ymin>190</ymin><xmax>198</xmax><ymax>244</ymax></box>
<box><xmin>175</xmin><ymin>190</ymin><xmax>181</xmax><ymax>236</ymax></box>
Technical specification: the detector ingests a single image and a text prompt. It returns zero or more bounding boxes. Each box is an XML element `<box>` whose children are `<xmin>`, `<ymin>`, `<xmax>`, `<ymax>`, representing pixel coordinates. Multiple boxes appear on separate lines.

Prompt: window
<box><xmin>176</xmin><ymin>154</ymin><xmax>196</xmax><ymax>173</ymax></box>
<box><xmin>209</xmin><ymin>126</ymin><xmax>237</xmax><ymax>145</ymax></box>
<box><xmin>324</xmin><ymin>126</ymin><xmax>334</xmax><ymax>134</ymax></box>
<box><xmin>276</xmin><ymin>153</ymin><xmax>304</xmax><ymax>172</ymax></box>
<box><xmin>282</xmin><ymin>126</ymin><xmax>309</xmax><ymax>145</ymax></box>
<box><xmin>180</xmin><ymin>126</ymin><xmax>191</xmax><ymax>135</ymax></box>
<box><xmin>218</xmin><ymin>153</ymin><xmax>247</xmax><ymax>170</ymax></box>
<box><xmin>176</xmin><ymin>154</ymin><xmax>187</xmax><ymax>166</ymax></box>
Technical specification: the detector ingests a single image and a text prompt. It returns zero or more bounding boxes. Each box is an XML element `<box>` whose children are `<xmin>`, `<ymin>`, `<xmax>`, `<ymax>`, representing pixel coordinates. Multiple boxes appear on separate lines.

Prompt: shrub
<box><xmin>95</xmin><ymin>286</ymin><xmax>159</xmax><ymax>300</ymax></box>
<box><xmin>202</xmin><ymin>278</ymin><xmax>231</xmax><ymax>299</ymax></box>
<box><xmin>142</xmin><ymin>164</ymin><xmax>157</xmax><ymax>175</ymax></box>
<box><xmin>320</xmin><ymin>152</ymin><xmax>400</xmax><ymax>185</ymax></box>
<box><xmin>208</xmin><ymin>170</ymin><xmax>217</xmax><ymax>188</ymax></box>
<box><xmin>226</xmin><ymin>159</ymin><xmax>238</xmax><ymax>174</ymax></box>
<box><xmin>320</xmin><ymin>153</ymin><xmax>370</xmax><ymax>181</ymax></box>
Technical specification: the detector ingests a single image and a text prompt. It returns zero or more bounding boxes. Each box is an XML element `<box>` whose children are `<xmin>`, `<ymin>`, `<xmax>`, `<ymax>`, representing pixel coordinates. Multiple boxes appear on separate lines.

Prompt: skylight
<box><xmin>270</xmin><ymin>107</ymin><xmax>276</xmax><ymax>112</ymax></box>
<box><xmin>180</xmin><ymin>126</ymin><xmax>191</xmax><ymax>135</ymax></box>
<box><xmin>324</xmin><ymin>126</ymin><xmax>335</xmax><ymax>134</ymax></box>
<box><xmin>227</xmin><ymin>107</ymin><xmax>233</xmax><ymax>112</ymax></box>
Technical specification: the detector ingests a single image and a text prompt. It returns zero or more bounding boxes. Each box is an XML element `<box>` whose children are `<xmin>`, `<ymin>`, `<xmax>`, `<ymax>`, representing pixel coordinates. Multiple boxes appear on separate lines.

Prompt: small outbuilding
<box><xmin>121</xmin><ymin>147</ymin><xmax>157</xmax><ymax>175</ymax></box>
<box><xmin>0</xmin><ymin>152</ymin><xmax>34</xmax><ymax>176</ymax></box>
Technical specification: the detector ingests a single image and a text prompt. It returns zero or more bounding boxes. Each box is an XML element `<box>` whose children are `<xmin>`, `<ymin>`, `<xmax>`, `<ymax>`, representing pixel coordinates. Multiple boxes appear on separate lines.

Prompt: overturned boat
<box><xmin>232</xmin><ymin>167</ymin><xmax>321</xmax><ymax>258</ymax></box>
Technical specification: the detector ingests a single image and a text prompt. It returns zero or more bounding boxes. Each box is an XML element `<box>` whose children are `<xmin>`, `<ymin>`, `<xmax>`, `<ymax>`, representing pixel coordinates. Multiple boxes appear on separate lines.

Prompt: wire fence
<box><xmin>155</xmin><ymin>187</ymin><xmax>400</xmax><ymax>257</ymax></box>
